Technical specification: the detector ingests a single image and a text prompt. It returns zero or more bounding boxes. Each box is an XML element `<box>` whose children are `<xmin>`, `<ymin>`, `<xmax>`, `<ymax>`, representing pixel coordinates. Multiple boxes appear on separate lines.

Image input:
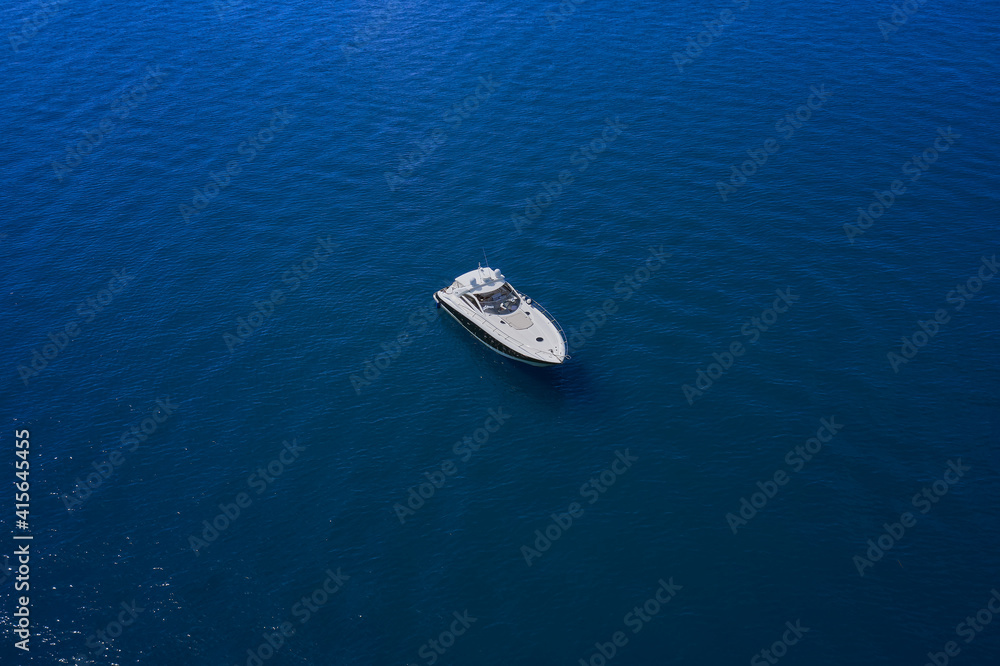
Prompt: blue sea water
<box><xmin>1</xmin><ymin>0</ymin><xmax>999</xmax><ymax>664</ymax></box>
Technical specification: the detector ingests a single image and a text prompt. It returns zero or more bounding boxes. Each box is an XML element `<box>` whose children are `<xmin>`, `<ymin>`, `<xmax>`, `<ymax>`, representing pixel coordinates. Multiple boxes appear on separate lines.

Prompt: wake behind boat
<box><xmin>433</xmin><ymin>266</ymin><xmax>568</xmax><ymax>366</ymax></box>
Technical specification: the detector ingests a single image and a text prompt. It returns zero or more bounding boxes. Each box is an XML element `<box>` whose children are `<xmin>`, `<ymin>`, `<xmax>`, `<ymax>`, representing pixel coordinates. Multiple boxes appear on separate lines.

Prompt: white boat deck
<box><xmin>435</xmin><ymin>266</ymin><xmax>567</xmax><ymax>364</ymax></box>
<box><xmin>501</xmin><ymin>310</ymin><xmax>533</xmax><ymax>330</ymax></box>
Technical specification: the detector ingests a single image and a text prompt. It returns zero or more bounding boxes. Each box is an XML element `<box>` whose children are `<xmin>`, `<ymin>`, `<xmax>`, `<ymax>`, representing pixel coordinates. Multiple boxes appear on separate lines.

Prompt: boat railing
<box><xmin>523</xmin><ymin>299</ymin><xmax>569</xmax><ymax>360</ymax></box>
<box><xmin>459</xmin><ymin>300</ymin><xmax>569</xmax><ymax>362</ymax></box>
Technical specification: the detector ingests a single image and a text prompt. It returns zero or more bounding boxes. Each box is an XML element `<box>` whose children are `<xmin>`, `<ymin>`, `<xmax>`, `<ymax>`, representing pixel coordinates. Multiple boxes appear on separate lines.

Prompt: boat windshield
<box><xmin>476</xmin><ymin>284</ymin><xmax>520</xmax><ymax>315</ymax></box>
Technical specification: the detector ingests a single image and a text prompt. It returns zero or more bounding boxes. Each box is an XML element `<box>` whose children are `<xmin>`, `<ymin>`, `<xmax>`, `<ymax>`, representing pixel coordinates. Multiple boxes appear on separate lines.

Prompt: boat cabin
<box><xmin>451</xmin><ymin>267</ymin><xmax>522</xmax><ymax>315</ymax></box>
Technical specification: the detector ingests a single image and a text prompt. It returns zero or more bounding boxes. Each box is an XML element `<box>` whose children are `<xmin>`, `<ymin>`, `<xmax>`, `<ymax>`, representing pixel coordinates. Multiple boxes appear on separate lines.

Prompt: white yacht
<box><xmin>433</xmin><ymin>266</ymin><xmax>568</xmax><ymax>366</ymax></box>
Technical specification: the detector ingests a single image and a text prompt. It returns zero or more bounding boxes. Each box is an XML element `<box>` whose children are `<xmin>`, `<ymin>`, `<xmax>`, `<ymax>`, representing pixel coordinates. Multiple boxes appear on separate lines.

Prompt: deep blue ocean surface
<box><xmin>1</xmin><ymin>0</ymin><xmax>999</xmax><ymax>664</ymax></box>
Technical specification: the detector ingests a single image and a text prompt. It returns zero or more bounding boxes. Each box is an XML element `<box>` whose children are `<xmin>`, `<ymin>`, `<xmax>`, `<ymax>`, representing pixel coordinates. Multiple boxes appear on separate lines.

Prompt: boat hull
<box><xmin>433</xmin><ymin>293</ymin><xmax>562</xmax><ymax>366</ymax></box>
